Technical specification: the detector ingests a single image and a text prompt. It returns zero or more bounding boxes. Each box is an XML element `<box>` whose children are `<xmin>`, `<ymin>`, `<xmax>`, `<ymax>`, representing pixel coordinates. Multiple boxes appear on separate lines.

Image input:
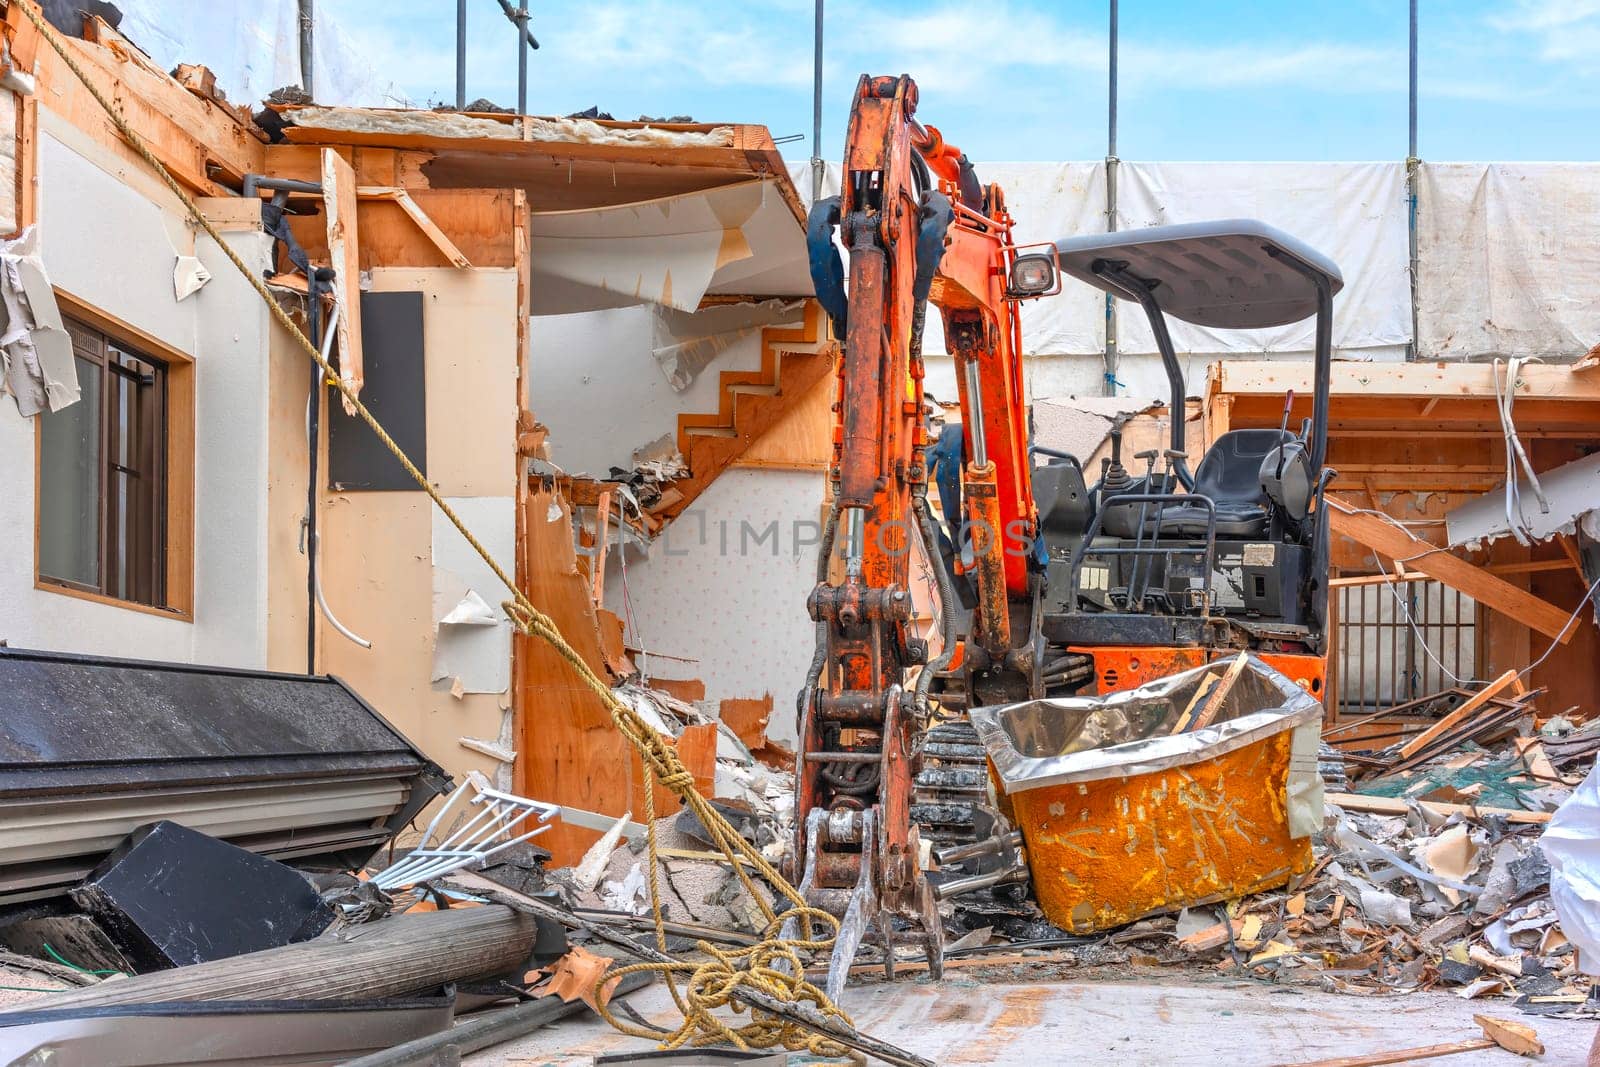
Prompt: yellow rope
<box><xmin>18</xmin><ymin>4</ymin><xmax>853</xmax><ymax>1055</ymax></box>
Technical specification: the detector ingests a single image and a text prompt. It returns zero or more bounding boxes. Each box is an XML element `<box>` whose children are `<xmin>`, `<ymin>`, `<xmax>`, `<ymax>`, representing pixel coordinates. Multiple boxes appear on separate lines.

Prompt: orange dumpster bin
<box><xmin>970</xmin><ymin>655</ymin><xmax>1324</xmax><ymax>933</ymax></box>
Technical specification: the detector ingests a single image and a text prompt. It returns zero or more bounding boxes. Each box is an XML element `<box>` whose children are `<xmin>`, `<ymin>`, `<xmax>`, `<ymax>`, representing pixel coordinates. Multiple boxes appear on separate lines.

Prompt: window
<box><xmin>38</xmin><ymin>317</ymin><xmax>169</xmax><ymax>608</ymax></box>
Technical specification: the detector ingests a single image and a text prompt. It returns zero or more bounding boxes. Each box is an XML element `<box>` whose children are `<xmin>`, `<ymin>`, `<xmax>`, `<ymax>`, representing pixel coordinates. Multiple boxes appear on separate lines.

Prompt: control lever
<box><xmin>1161</xmin><ymin>449</ymin><xmax>1188</xmax><ymax>495</ymax></box>
<box><xmin>1278</xmin><ymin>389</ymin><xmax>1296</xmax><ymax>434</ymax></box>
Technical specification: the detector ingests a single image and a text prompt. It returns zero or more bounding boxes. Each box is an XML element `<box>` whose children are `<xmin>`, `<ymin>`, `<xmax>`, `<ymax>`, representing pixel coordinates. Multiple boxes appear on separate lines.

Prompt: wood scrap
<box><xmin>1397</xmin><ymin>671</ymin><xmax>1519</xmax><ymax>760</ymax></box>
<box><xmin>525</xmin><ymin>945</ymin><xmax>622</xmax><ymax>1012</ymax></box>
<box><xmin>1170</xmin><ymin>672</ymin><xmax>1219</xmax><ymax>734</ymax></box>
<box><xmin>1274</xmin><ymin>1015</ymin><xmax>1540</xmax><ymax>1065</ymax></box>
<box><xmin>1325</xmin><ymin>793</ymin><xmax>1553</xmax><ymax>825</ymax></box>
<box><xmin>1178</xmin><ymin>918</ymin><xmax>1245</xmax><ymax>953</ymax></box>
<box><xmin>1472</xmin><ymin>1015</ymin><xmax>1543</xmax><ymax>1056</ymax></box>
<box><xmin>1191</xmin><ymin>652</ymin><xmax>1250</xmax><ymax>731</ymax></box>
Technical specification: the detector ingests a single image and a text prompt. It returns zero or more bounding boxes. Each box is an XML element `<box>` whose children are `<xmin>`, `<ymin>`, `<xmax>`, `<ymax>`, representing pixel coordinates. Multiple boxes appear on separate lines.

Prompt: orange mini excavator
<box><xmin>796</xmin><ymin>73</ymin><xmax>1343</xmax><ymax>988</ymax></box>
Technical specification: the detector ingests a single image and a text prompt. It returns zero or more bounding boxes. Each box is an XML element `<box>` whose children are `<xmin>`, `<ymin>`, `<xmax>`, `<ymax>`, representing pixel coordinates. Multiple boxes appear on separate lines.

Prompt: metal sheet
<box><xmin>0</xmin><ymin>647</ymin><xmax>450</xmax><ymax>905</ymax></box>
<box><xmin>970</xmin><ymin>655</ymin><xmax>1321</xmax><ymax>792</ymax></box>
<box><xmin>0</xmin><ymin>991</ymin><xmax>454</xmax><ymax>1066</ymax></box>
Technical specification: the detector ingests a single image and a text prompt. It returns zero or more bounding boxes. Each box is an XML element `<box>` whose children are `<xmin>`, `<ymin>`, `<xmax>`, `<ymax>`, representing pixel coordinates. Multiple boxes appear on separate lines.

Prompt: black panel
<box><xmin>0</xmin><ymin>646</ymin><xmax>445</xmax><ymax>795</ymax></box>
<box><xmin>327</xmin><ymin>291</ymin><xmax>426</xmax><ymax>491</ymax></box>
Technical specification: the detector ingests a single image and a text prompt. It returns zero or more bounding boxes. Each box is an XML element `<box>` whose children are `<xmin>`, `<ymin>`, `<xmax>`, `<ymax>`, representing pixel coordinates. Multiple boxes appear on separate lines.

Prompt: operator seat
<box><xmin>1158</xmin><ymin>428</ymin><xmax>1295</xmax><ymax>538</ymax></box>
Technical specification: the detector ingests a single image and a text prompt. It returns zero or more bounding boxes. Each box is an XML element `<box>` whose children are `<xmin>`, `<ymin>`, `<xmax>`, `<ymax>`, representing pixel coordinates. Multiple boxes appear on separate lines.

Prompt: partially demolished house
<box><xmin>3</xmin><ymin>3</ymin><xmax>1600</xmax><ymax>1065</ymax></box>
<box><xmin>0</xmin><ymin>6</ymin><xmax>820</xmax><ymax>871</ymax></box>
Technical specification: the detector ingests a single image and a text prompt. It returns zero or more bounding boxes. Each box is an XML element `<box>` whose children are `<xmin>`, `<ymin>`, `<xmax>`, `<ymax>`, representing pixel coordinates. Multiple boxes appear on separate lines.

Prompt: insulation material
<box><xmin>1418</xmin><ymin>163</ymin><xmax>1600</xmax><ymax>361</ymax></box>
<box><xmin>285</xmin><ymin>107</ymin><xmax>733</xmax><ymax>148</ymax></box>
<box><xmin>1446</xmin><ymin>452</ymin><xmax>1600</xmax><ymax>549</ymax></box>
<box><xmin>430</xmin><ymin>497</ymin><xmax>515</xmax><ymax>695</ymax></box>
<box><xmin>530</xmin><ymin>180</ymin><xmax>763</xmax><ymax>314</ymax></box>
<box><xmin>1115</xmin><ymin>162</ymin><xmax>1411</xmax><ymax>358</ymax></box>
<box><xmin>652</xmin><ymin>298</ymin><xmax>803</xmax><ymax>391</ymax></box>
<box><xmin>0</xmin><ymin>227</ymin><xmax>78</xmax><ymax>416</ymax></box>
<box><xmin>0</xmin><ymin>91</ymin><xmax>18</xmax><ymax>235</ymax></box>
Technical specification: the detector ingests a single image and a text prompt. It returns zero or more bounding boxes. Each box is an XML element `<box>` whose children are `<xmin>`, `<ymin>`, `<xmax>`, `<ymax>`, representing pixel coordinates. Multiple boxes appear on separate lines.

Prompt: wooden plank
<box><xmin>674</xmin><ymin>722</ymin><xmax>718</xmax><ymax>797</ymax></box>
<box><xmin>1170</xmin><ymin>672</ymin><xmax>1219</xmax><ymax>735</ymax></box>
<box><xmin>1326</xmin><ymin>499</ymin><xmax>1574</xmax><ymax>640</ymax></box>
<box><xmin>1270</xmin><ymin>1037</ymin><xmax>1496</xmax><ymax>1067</ymax></box>
<box><xmin>1326</xmin><ymin>792</ymin><xmax>1552</xmax><ymax>825</ymax></box>
<box><xmin>1190</xmin><ymin>652</ymin><xmax>1249</xmax><ymax>731</ymax></box>
<box><xmin>357</xmin><ymin>186</ymin><xmax>473</xmax><ymax>268</ymax></box>
<box><xmin>321</xmin><ymin>149</ymin><xmax>364</xmax><ymax>411</ymax></box>
<box><xmin>1397</xmin><ymin>670</ymin><xmax>1519</xmax><ymax>759</ymax></box>
<box><xmin>1218</xmin><ymin>359</ymin><xmax>1600</xmax><ymax>402</ymax></box>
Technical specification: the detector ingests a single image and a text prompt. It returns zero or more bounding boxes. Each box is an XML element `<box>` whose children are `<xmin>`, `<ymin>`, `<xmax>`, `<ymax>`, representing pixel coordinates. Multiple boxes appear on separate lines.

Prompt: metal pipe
<box><xmin>963</xmin><ymin>359</ymin><xmax>988</xmax><ymax>469</ymax></box>
<box><xmin>341</xmin><ymin>972</ymin><xmax>653</xmax><ymax>1067</ymax></box>
<box><xmin>455</xmin><ymin>0</ymin><xmax>467</xmax><ymax>110</ymax></box>
<box><xmin>1094</xmin><ymin>264</ymin><xmax>1192</xmax><ymax>489</ymax></box>
<box><xmin>516</xmin><ymin>0</ymin><xmax>528</xmax><ymax>115</ymax></box>
<box><xmin>1406</xmin><ymin>0</ymin><xmax>1420</xmax><ymax>361</ymax></box>
<box><xmin>297</xmin><ymin>0</ymin><xmax>314</xmax><ymax>98</ymax></box>
<box><xmin>1103</xmin><ymin>0</ymin><xmax>1119</xmax><ymax>397</ymax></box>
<box><xmin>306</xmin><ymin>273</ymin><xmax>322</xmax><ymax>674</ymax></box>
<box><xmin>493</xmin><ymin>0</ymin><xmax>541</xmax><ymax>49</ymax></box>
<box><xmin>241</xmin><ymin>175</ymin><xmax>321</xmax><ymax>199</ymax></box>
<box><xmin>811</xmin><ymin>0</ymin><xmax>824</xmax><ymax>203</ymax></box>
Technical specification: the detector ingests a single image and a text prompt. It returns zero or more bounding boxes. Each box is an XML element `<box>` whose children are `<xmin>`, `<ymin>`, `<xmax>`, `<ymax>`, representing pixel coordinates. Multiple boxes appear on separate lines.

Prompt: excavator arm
<box><xmin>795</xmin><ymin>74</ymin><xmax>1057</xmax><ymax>989</ymax></box>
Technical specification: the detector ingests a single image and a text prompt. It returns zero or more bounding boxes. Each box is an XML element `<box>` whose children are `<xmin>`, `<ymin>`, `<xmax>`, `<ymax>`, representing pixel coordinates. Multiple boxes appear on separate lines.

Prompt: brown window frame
<box><xmin>35</xmin><ymin>292</ymin><xmax>195</xmax><ymax>619</ymax></box>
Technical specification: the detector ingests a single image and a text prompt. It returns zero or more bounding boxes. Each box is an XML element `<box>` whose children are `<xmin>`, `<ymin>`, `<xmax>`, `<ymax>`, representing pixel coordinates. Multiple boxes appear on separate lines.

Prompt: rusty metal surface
<box><xmin>1011</xmin><ymin>729</ymin><xmax>1313</xmax><ymax>932</ymax></box>
<box><xmin>970</xmin><ymin>656</ymin><xmax>1321</xmax><ymax>932</ymax></box>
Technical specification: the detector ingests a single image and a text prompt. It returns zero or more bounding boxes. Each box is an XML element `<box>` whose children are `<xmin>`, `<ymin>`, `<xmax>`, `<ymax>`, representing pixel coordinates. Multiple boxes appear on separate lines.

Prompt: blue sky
<box><xmin>328</xmin><ymin>0</ymin><xmax>1600</xmax><ymax>162</ymax></box>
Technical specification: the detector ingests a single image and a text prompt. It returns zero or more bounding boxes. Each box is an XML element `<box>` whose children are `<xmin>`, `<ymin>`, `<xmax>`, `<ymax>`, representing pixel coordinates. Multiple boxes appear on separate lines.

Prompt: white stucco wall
<box><xmin>0</xmin><ymin>120</ymin><xmax>272</xmax><ymax>667</ymax></box>
<box><xmin>603</xmin><ymin>467</ymin><xmax>825</xmax><ymax>745</ymax></box>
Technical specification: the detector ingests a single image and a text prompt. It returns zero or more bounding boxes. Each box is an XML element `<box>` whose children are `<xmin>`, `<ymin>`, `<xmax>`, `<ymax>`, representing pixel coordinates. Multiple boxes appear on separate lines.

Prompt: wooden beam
<box><xmin>1190</xmin><ymin>652</ymin><xmax>1249</xmax><ymax>731</ymax></box>
<box><xmin>321</xmin><ymin>149</ymin><xmax>364</xmax><ymax>410</ymax></box>
<box><xmin>1326</xmin><ymin>499</ymin><xmax>1574</xmax><ymax>641</ymax></box>
<box><xmin>1217</xmin><ymin>359</ymin><xmax>1600</xmax><ymax>402</ymax></box>
<box><xmin>1270</xmin><ymin>1038</ymin><xmax>1497</xmax><ymax>1067</ymax></box>
<box><xmin>1396</xmin><ymin>670</ymin><xmax>1519</xmax><ymax>759</ymax></box>
<box><xmin>1326</xmin><ymin>792</ymin><xmax>1552</xmax><ymax>825</ymax></box>
<box><xmin>357</xmin><ymin>186</ymin><xmax>472</xmax><ymax>268</ymax></box>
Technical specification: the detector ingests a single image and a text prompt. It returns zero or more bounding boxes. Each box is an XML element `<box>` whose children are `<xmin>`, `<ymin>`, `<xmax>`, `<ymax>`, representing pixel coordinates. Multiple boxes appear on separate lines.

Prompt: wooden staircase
<box><xmin>652</xmin><ymin>299</ymin><xmax>836</xmax><ymax>521</ymax></box>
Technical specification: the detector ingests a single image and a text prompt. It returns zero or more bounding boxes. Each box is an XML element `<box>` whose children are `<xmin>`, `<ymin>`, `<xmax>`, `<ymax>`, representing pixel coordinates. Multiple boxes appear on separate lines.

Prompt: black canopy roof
<box><xmin>1054</xmin><ymin>219</ymin><xmax>1344</xmax><ymax>330</ymax></box>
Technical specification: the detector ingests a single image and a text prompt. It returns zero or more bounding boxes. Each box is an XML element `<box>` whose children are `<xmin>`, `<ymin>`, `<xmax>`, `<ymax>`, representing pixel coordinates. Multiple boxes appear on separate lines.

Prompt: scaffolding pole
<box><xmin>1406</xmin><ymin>0</ymin><xmax>1420</xmax><ymax>361</ymax></box>
<box><xmin>811</xmin><ymin>0</ymin><xmax>825</xmax><ymax>203</ymax></box>
<box><xmin>1103</xmin><ymin>0</ymin><xmax>1120</xmax><ymax>397</ymax></box>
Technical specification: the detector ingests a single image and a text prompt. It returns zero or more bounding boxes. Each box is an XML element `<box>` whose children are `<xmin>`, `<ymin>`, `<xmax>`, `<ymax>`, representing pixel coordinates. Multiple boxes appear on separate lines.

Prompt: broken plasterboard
<box><xmin>173</xmin><ymin>255</ymin><xmax>212</xmax><ymax>300</ymax></box>
<box><xmin>529</xmin><ymin>180</ymin><xmax>764</xmax><ymax>315</ymax></box>
<box><xmin>0</xmin><ymin>227</ymin><xmax>79</xmax><ymax>416</ymax></box>
<box><xmin>651</xmin><ymin>298</ymin><xmax>804</xmax><ymax>392</ymax></box>
<box><xmin>1446</xmin><ymin>452</ymin><xmax>1600</xmax><ymax>549</ymax></box>
<box><xmin>431</xmin><ymin>497</ymin><xmax>516</xmax><ymax>694</ymax></box>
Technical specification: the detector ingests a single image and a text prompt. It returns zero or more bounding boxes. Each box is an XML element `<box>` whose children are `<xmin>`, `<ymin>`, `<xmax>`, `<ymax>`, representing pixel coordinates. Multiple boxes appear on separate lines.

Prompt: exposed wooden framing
<box><xmin>33</xmin><ymin>17</ymin><xmax>262</xmax><ymax>195</ymax></box>
<box><xmin>321</xmin><ymin>149</ymin><xmax>364</xmax><ymax>410</ymax></box>
<box><xmin>1557</xmin><ymin>534</ymin><xmax>1585</xmax><ymax>577</ymax></box>
<box><xmin>357</xmin><ymin>186</ymin><xmax>472</xmax><ymax>267</ymax></box>
<box><xmin>1326</xmin><ymin>499</ymin><xmax>1574</xmax><ymax>641</ymax></box>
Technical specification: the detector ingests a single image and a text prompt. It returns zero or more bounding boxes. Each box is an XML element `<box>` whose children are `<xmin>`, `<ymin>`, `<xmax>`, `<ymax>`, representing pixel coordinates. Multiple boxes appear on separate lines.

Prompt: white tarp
<box><xmin>789</xmin><ymin>160</ymin><xmax>1410</xmax><ymax>363</ymax></box>
<box><xmin>113</xmin><ymin>1</ymin><xmax>396</xmax><ymax>108</ymax></box>
<box><xmin>1418</xmin><ymin>163</ymin><xmax>1600</xmax><ymax>361</ymax></box>
<box><xmin>1114</xmin><ymin>162</ymin><xmax>1412</xmax><ymax>359</ymax></box>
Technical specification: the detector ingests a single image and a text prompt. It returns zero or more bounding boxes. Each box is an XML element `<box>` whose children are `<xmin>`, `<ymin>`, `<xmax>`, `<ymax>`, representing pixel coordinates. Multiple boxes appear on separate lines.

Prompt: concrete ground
<box><xmin>467</xmin><ymin>972</ymin><xmax>1598</xmax><ymax>1066</ymax></box>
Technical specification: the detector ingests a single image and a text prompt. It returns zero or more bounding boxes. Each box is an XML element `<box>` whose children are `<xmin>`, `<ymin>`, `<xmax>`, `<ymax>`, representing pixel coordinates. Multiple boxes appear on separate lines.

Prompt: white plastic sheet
<box><xmin>114</xmin><ymin>1</ymin><xmax>395</xmax><ymax>108</ymax></box>
<box><xmin>1115</xmin><ymin>162</ymin><xmax>1412</xmax><ymax>358</ymax></box>
<box><xmin>1541</xmin><ymin>761</ymin><xmax>1600</xmax><ymax>975</ymax></box>
<box><xmin>1418</xmin><ymin>163</ymin><xmax>1600</xmax><ymax>361</ymax></box>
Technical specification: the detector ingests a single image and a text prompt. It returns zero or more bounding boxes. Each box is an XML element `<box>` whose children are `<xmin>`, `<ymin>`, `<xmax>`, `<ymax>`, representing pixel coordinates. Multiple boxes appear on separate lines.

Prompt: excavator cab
<box><xmin>1038</xmin><ymin>220</ymin><xmax>1343</xmax><ymax>662</ymax></box>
